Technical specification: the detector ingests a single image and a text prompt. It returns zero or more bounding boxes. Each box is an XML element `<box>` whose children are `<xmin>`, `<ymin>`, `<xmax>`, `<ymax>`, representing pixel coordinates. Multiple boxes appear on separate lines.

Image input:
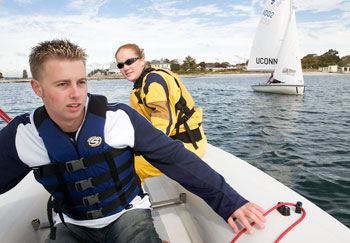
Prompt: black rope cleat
<box><xmin>295</xmin><ymin>201</ymin><xmax>303</xmax><ymax>214</ymax></box>
<box><xmin>277</xmin><ymin>202</ymin><xmax>291</xmax><ymax>216</ymax></box>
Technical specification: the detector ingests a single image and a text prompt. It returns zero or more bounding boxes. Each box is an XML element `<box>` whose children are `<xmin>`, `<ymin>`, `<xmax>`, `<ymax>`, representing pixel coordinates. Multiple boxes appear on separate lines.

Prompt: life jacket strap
<box><xmin>70</xmin><ymin>172</ymin><xmax>134</xmax><ymax>207</ymax></box>
<box><xmin>136</xmin><ymin>67</ymin><xmax>200</xmax><ymax>149</ymax></box>
<box><xmin>33</xmin><ymin>148</ymin><xmax>129</xmax><ymax>177</ymax></box>
<box><xmin>52</xmin><ymin>180</ymin><xmax>139</xmax><ymax>220</ymax></box>
<box><xmin>86</xmin><ymin>180</ymin><xmax>138</xmax><ymax>219</ymax></box>
<box><xmin>47</xmin><ymin>195</ymin><xmax>56</xmax><ymax>240</ymax></box>
<box><xmin>174</xmin><ymin>96</ymin><xmax>198</xmax><ymax>149</ymax></box>
<box><xmin>47</xmin><ymin>195</ymin><xmax>87</xmax><ymax>242</ymax></box>
<box><xmin>170</xmin><ymin>126</ymin><xmax>202</xmax><ymax>144</ymax></box>
<box><xmin>41</xmin><ymin>155</ymin><xmax>132</xmax><ymax>192</ymax></box>
<box><xmin>104</xmin><ymin>150</ymin><xmax>127</xmax><ymax>206</ymax></box>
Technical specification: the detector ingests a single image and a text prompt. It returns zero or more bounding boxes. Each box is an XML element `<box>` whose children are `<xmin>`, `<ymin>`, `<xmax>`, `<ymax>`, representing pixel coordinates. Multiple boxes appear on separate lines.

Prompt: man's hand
<box><xmin>227</xmin><ymin>202</ymin><xmax>266</xmax><ymax>234</ymax></box>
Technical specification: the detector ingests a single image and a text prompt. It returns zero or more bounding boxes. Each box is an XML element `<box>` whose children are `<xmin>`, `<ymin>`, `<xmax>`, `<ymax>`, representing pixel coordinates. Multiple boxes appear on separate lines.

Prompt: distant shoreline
<box><xmin>0</xmin><ymin>78</ymin><xmax>30</xmax><ymax>83</ymax></box>
<box><xmin>87</xmin><ymin>70</ymin><xmax>348</xmax><ymax>80</ymax></box>
<box><xmin>1</xmin><ymin>70</ymin><xmax>347</xmax><ymax>83</ymax></box>
<box><xmin>177</xmin><ymin>71</ymin><xmax>345</xmax><ymax>78</ymax></box>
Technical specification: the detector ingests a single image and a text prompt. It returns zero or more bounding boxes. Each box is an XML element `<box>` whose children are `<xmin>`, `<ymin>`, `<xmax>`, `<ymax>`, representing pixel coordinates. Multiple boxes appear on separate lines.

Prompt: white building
<box><xmin>319</xmin><ymin>65</ymin><xmax>338</xmax><ymax>73</ymax></box>
<box><xmin>108</xmin><ymin>62</ymin><xmax>121</xmax><ymax>75</ymax></box>
<box><xmin>339</xmin><ymin>64</ymin><xmax>350</xmax><ymax>73</ymax></box>
<box><xmin>151</xmin><ymin>59</ymin><xmax>171</xmax><ymax>70</ymax></box>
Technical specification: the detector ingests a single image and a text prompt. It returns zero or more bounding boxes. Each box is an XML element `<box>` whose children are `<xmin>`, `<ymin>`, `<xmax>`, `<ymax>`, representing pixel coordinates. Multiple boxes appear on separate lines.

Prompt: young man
<box><xmin>0</xmin><ymin>39</ymin><xmax>265</xmax><ymax>242</ymax></box>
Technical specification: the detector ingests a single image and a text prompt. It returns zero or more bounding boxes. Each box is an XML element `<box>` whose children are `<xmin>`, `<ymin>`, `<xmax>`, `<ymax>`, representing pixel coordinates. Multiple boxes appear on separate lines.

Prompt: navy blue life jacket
<box><xmin>32</xmin><ymin>94</ymin><xmax>141</xmax><ymax>221</ymax></box>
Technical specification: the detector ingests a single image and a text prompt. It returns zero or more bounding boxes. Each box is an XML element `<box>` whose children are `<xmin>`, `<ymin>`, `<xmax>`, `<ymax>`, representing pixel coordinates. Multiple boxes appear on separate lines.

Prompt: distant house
<box><xmin>108</xmin><ymin>62</ymin><xmax>121</xmax><ymax>75</ymax></box>
<box><xmin>227</xmin><ymin>64</ymin><xmax>237</xmax><ymax>70</ymax></box>
<box><xmin>94</xmin><ymin>70</ymin><xmax>105</xmax><ymax>76</ymax></box>
<box><xmin>339</xmin><ymin>64</ymin><xmax>350</xmax><ymax>73</ymax></box>
<box><xmin>204</xmin><ymin>63</ymin><xmax>225</xmax><ymax>72</ymax></box>
<box><xmin>204</xmin><ymin>63</ymin><xmax>214</xmax><ymax>71</ymax></box>
<box><xmin>151</xmin><ymin>59</ymin><xmax>171</xmax><ymax>70</ymax></box>
<box><xmin>319</xmin><ymin>65</ymin><xmax>338</xmax><ymax>73</ymax></box>
<box><xmin>204</xmin><ymin>63</ymin><xmax>237</xmax><ymax>72</ymax></box>
<box><xmin>235</xmin><ymin>63</ymin><xmax>247</xmax><ymax>70</ymax></box>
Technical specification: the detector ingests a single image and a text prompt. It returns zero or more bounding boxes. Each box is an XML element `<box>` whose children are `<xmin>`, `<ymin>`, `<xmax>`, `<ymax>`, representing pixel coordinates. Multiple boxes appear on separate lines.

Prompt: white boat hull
<box><xmin>252</xmin><ymin>83</ymin><xmax>305</xmax><ymax>95</ymax></box>
<box><xmin>0</xmin><ymin>144</ymin><xmax>349</xmax><ymax>242</ymax></box>
<box><xmin>146</xmin><ymin>144</ymin><xmax>350</xmax><ymax>242</ymax></box>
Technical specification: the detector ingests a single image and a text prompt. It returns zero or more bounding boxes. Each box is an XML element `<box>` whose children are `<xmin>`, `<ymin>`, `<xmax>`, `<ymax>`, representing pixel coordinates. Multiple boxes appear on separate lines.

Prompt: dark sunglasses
<box><xmin>117</xmin><ymin>57</ymin><xmax>141</xmax><ymax>69</ymax></box>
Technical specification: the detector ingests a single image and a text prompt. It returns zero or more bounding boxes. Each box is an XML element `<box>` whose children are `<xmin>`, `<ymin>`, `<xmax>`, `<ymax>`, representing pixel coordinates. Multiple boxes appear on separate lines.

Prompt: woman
<box><xmin>115</xmin><ymin>44</ymin><xmax>207</xmax><ymax>183</ymax></box>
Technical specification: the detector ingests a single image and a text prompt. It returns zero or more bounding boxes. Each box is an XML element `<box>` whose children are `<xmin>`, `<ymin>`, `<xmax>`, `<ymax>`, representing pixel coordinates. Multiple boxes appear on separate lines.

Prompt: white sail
<box><xmin>247</xmin><ymin>0</ymin><xmax>291</xmax><ymax>71</ymax></box>
<box><xmin>273</xmin><ymin>10</ymin><xmax>304</xmax><ymax>85</ymax></box>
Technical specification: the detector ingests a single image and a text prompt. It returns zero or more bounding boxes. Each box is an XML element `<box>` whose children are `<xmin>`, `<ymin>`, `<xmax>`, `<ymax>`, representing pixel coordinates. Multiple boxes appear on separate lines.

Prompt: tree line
<box><xmin>88</xmin><ymin>69</ymin><xmax>107</xmax><ymax>77</ymax></box>
<box><xmin>0</xmin><ymin>70</ymin><xmax>28</xmax><ymax>79</ymax></box>
<box><xmin>301</xmin><ymin>49</ymin><xmax>350</xmax><ymax>69</ymax></box>
<box><xmin>168</xmin><ymin>49</ymin><xmax>350</xmax><ymax>71</ymax></box>
<box><xmin>87</xmin><ymin>55</ymin><xmax>236</xmax><ymax>76</ymax></box>
<box><xmin>152</xmin><ymin>56</ymin><xmax>234</xmax><ymax>72</ymax></box>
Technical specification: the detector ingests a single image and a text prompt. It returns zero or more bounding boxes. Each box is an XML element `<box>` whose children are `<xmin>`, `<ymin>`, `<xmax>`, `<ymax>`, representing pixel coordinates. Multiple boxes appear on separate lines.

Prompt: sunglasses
<box><xmin>117</xmin><ymin>57</ymin><xmax>141</xmax><ymax>69</ymax></box>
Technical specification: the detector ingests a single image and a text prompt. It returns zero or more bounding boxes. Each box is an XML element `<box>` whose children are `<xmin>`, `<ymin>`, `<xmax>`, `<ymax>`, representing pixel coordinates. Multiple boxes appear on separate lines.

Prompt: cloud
<box><xmin>191</xmin><ymin>4</ymin><xmax>222</xmax><ymax>15</ymax></box>
<box><xmin>229</xmin><ymin>4</ymin><xmax>256</xmax><ymax>16</ymax></box>
<box><xmin>0</xmin><ymin>11</ymin><xmax>257</xmax><ymax>76</ymax></box>
<box><xmin>67</xmin><ymin>0</ymin><xmax>109</xmax><ymax>16</ymax></box>
<box><xmin>0</xmin><ymin>0</ymin><xmax>349</xmax><ymax>77</ymax></box>
<box><xmin>150</xmin><ymin>1</ymin><xmax>223</xmax><ymax>17</ymax></box>
<box><xmin>16</xmin><ymin>52</ymin><xmax>27</xmax><ymax>57</ymax></box>
<box><xmin>298</xmin><ymin>18</ymin><xmax>350</xmax><ymax>57</ymax></box>
<box><xmin>13</xmin><ymin>0</ymin><xmax>32</xmax><ymax>4</ymax></box>
<box><xmin>294</xmin><ymin>0</ymin><xmax>350</xmax><ymax>12</ymax></box>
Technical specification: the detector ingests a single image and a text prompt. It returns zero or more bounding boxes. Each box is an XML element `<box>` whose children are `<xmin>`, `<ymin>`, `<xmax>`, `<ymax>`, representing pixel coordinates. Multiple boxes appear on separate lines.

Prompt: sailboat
<box><xmin>248</xmin><ymin>0</ymin><xmax>305</xmax><ymax>95</ymax></box>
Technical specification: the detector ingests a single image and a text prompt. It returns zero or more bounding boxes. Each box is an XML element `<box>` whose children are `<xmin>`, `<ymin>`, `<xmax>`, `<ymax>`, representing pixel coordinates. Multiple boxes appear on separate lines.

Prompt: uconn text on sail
<box><xmin>255</xmin><ymin>58</ymin><xmax>278</xmax><ymax>65</ymax></box>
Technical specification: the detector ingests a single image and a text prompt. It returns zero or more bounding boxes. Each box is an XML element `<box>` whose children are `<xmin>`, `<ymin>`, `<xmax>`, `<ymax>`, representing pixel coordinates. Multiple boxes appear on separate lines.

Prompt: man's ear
<box><xmin>31</xmin><ymin>79</ymin><xmax>43</xmax><ymax>98</ymax></box>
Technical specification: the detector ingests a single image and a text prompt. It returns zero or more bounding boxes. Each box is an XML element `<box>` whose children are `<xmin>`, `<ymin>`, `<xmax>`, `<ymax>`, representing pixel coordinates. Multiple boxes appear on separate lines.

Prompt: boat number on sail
<box><xmin>263</xmin><ymin>10</ymin><xmax>274</xmax><ymax>18</ymax></box>
<box><xmin>255</xmin><ymin>58</ymin><xmax>278</xmax><ymax>65</ymax></box>
<box><xmin>271</xmin><ymin>0</ymin><xmax>285</xmax><ymax>7</ymax></box>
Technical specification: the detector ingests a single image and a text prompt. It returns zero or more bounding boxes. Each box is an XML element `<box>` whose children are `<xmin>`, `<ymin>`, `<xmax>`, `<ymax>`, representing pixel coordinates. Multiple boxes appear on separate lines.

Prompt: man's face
<box><xmin>31</xmin><ymin>58</ymin><xmax>88</xmax><ymax>132</ymax></box>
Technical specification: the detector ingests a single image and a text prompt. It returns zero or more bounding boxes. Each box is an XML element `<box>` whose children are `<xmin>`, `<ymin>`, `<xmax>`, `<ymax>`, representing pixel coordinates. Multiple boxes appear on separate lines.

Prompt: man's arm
<box><xmin>106</xmin><ymin>103</ymin><xmax>265</xmax><ymax>233</ymax></box>
<box><xmin>0</xmin><ymin>116</ymin><xmax>31</xmax><ymax>194</ymax></box>
<box><xmin>122</xmin><ymin>104</ymin><xmax>249</xmax><ymax>217</ymax></box>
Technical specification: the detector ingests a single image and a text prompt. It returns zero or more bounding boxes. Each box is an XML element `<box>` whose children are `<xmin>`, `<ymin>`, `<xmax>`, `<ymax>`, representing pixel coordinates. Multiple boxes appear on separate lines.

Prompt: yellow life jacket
<box><xmin>130</xmin><ymin>67</ymin><xmax>205</xmax><ymax>149</ymax></box>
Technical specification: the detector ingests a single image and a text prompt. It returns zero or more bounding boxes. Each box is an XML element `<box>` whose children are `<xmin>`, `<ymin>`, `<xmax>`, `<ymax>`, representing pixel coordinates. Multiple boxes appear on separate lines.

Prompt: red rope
<box><xmin>231</xmin><ymin>202</ymin><xmax>306</xmax><ymax>243</ymax></box>
<box><xmin>0</xmin><ymin>109</ymin><xmax>11</xmax><ymax>123</ymax></box>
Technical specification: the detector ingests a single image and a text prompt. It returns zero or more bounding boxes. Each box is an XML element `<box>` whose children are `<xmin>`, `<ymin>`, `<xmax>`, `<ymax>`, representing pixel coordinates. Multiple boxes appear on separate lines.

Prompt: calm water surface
<box><xmin>0</xmin><ymin>73</ymin><xmax>349</xmax><ymax>227</ymax></box>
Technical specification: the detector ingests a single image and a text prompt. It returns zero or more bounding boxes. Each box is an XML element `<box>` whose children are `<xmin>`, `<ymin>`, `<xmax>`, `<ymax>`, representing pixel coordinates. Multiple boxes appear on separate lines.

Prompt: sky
<box><xmin>0</xmin><ymin>0</ymin><xmax>349</xmax><ymax>77</ymax></box>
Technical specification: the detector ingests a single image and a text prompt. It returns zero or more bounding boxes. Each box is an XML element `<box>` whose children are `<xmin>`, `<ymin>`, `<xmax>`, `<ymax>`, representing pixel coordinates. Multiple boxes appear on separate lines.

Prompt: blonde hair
<box><xmin>29</xmin><ymin>39</ymin><xmax>87</xmax><ymax>80</ymax></box>
<box><xmin>115</xmin><ymin>43</ymin><xmax>145</xmax><ymax>59</ymax></box>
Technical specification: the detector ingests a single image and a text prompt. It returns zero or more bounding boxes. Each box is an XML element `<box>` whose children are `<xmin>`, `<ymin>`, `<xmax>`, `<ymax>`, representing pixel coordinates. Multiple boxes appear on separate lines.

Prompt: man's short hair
<box><xmin>29</xmin><ymin>39</ymin><xmax>87</xmax><ymax>80</ymax></box>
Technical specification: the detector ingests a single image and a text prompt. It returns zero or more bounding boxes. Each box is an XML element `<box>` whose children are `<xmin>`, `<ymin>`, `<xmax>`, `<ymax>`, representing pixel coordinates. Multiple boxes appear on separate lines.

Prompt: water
<box><xmin>0</xmin><ymin>74</ymin><xmax>349</xmax><ymax>227</ymax></box>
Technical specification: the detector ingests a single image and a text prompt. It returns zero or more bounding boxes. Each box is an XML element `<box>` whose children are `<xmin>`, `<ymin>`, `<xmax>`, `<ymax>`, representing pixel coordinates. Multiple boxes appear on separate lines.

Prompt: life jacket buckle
<box><xmin>32</xmin><ymin>167</ymin><xmax>42</xmax><ymax>177</ymax></box>
<box><xmin>75</xmin><ymin>177</ymin><xmax>93</xmax><ymax>192</ymax></box>
<box><xmin>83</xmin><ymin>193</ymin><xmax>100</xmax><ymax>206</ymax></box>
<box><xmin>87</xmin><ymin>207</ymin><xmax>103</xmax><ymax>219</ymax></box>
<box><xmin>66</xmin><ymin>158</ymin><xmax>86</xmax><ymax>172</ymax></box>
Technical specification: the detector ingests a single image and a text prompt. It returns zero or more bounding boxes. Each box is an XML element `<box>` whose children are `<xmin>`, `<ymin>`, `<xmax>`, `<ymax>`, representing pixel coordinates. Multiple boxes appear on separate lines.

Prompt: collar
<box><xmin>133</xmin><ymin>67</ymin><xmax>154</xmax><ymax>90</ymax></box>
